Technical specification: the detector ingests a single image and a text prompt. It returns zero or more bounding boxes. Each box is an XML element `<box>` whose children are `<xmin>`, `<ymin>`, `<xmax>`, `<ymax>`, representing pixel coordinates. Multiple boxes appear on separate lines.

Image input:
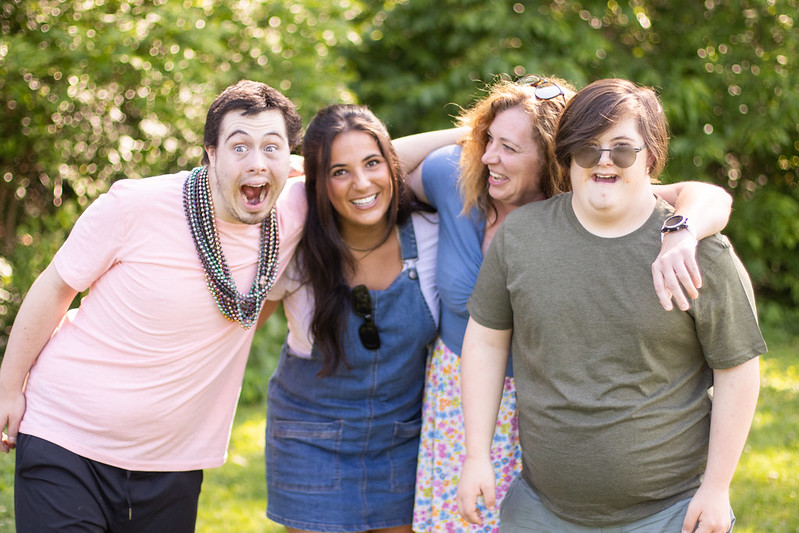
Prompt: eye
<box><xmin>365</xmin><ymin>158</ymin><xmax>381</xmax><ymax>168</ymax></box>
<box><xmin>503</xmin><ymin>144</ymin><xmax>517</xmax><ymax>153</ymax></box>
<box><xmin>264</xmin><ymin>144</ymin><xmax>278</xmax><ymax>153</ymax></box>
<box><xmin>234</xmin><ymin>144</ymin><xmax>248</xmax><ymax>154</ymax></box>
<box><xmin>331</xmin><ymin>168</ymin><xmax>348</xmax><ymax>178</ymax></box>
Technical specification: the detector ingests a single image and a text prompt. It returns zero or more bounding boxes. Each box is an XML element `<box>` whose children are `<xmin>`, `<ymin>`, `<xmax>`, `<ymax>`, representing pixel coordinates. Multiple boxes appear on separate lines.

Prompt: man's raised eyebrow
<box><xmin>224</xmin><ymin>129</ymin><xmax>286</xmax><ymax>143</ymax></box>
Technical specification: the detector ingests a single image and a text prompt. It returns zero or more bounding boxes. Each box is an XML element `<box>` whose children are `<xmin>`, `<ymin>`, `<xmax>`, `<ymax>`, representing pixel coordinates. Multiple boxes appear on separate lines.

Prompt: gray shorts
<box><xmin>499</xmin><ymin>475</ymin><xmax>735</xmax><ymax>533</ymax></box>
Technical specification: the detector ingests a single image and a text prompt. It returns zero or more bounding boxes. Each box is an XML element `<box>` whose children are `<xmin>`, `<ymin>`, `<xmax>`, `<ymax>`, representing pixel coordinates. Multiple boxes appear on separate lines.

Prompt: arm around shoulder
<box><xmin>654</xmin><ymin>181</ymin><xmax>732</xmax><ymax>239</ymax></box>
<box><xmin>651</xmin><ymin>181</ymin><xmax>733</xmax><ymax>312</ymax></box>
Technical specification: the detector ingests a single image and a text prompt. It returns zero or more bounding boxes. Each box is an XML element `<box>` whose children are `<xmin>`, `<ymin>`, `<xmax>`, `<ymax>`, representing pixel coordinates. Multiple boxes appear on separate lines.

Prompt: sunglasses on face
<box><xmin>352</xmin><ymin>284</ymin><xmax>380</xmax><ymax>350</ymax></box>
<box><xmin>572</xmin><ymin>145</ymin><xmax>646</xmax><ymax>169</ymax></box>
<box><xmin>516</xmin><ymin>75</ymin><xmax>565</xmax><ymax>101</ymax></box>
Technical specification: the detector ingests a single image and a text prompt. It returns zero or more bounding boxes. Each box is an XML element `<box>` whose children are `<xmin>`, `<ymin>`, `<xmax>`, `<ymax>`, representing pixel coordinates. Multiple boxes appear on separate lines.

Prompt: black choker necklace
<box><xmin>183</xmin><ymin>166</ymin><xmax>279</xmax><ymax>329</ymax></box>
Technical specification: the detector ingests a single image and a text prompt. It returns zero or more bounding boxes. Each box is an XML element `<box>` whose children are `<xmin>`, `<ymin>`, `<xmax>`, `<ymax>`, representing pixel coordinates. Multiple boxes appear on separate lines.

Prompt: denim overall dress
<box><xmin>265</xmin><ymin>218</ymin><xmax>437</xmax><ymax>532</ymax></box>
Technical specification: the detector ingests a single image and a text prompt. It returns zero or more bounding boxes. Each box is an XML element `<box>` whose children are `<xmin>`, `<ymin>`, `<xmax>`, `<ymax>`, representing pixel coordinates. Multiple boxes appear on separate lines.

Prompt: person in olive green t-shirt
<box><xmin>457</xmin><ymin>79</ymin><xmax>765</xmax><ymax>533</ymax></box>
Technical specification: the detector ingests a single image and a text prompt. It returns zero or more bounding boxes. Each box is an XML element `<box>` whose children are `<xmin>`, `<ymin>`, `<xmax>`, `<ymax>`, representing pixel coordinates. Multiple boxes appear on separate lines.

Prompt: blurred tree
<box><xmin>2</xmin><ymin>0</ymin><xmax>798</xmax><ymax>365</ymax></box>
<box><xmin>0</xmin><ymin>0</ymin><xmax>361</xmax><ymax>351</ymax></box>
<box><xmin>347</xmin><ymin>0</ymin><xmax>799</xmax><ymax>323</ymax></box>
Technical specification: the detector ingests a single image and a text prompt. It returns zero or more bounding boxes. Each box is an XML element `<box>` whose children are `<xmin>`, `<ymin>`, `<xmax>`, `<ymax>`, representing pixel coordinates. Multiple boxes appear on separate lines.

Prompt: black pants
<box><xmin>14</xmin><ymin>433</ymin><xmax>203</xmax><ymax>532</ymax></box>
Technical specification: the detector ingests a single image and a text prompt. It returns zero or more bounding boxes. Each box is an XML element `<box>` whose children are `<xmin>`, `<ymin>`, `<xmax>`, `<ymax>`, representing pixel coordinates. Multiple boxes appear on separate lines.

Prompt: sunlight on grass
<box><xmin>730</xmin><ymin>330</ymin><xmax>799</xmax><ymax>533</ymax></box>
<box><xmin>196</xmin><ymin>404</ymin><xmax>285</xmax><ymax>532</ymax></box>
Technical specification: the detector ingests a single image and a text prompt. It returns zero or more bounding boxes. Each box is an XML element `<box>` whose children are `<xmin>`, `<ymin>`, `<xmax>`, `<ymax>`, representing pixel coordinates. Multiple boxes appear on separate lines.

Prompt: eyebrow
<box><xmin>330</xmin><ymin>153</ymin><xmax>382</xmax><ymax>170</ymax></box>
<box><xmin>487</xmin><ymin>128</ymin><xmax>521</xmax><ymax>150</ymax></box>
<box><xmin>224</xmin><ymin>129</ymin><xmax>285</xmax><ymax>143</ymax></box>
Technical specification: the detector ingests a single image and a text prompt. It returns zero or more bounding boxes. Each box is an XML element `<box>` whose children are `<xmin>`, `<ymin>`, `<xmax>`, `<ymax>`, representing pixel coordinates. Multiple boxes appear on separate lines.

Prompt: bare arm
<box><xmin>651</xmin><ymin>181</ymin><xmax>733</xmax><ymax>311</ymax></box>
<box><xmin>0</xmin><ymin>262</ymin><xmax>78</xmax><ymax>451</ymax></box>
<box><xmin>394</xmin><ymin>127</ymin><xmax>468</xmax><ymax>203</ymax></box>
<box><xmin>456</xmin><ymin>318</ymin><xmax>512</xmax><ymax>525</ymax></box>
<box><xmin>256</xmin><ymin>299</ymin><xmax>281</xmax><ymax>330</ymax></box>
<box><xmin>682</xmin><ymin>357</ymin><xmax>760</xmax><ymax>533</ymax></box>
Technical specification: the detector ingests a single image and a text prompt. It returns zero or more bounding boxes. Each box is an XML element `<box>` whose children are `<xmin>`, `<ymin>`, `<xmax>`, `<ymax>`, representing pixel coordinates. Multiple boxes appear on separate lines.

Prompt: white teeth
<box><xmin>351</xmin><ymin>193</ymin><xmax>377</xmax><ymax>206</ymax></box>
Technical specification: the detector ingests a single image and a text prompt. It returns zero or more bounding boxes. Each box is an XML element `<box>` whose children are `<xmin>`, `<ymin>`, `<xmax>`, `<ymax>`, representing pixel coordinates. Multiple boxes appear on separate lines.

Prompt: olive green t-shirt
<box><xmin>467</xmin><ymin>193</ymin><xmax>766</xmax><ymax>527</ymax></box>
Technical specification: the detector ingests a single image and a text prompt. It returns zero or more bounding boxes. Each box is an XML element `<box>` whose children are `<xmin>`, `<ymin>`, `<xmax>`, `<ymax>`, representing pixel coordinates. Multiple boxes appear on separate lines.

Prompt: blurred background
<box><xmin>0</xmin><ymin>1</ymin><xmax>797</xmax><ymax>531</ymax></box>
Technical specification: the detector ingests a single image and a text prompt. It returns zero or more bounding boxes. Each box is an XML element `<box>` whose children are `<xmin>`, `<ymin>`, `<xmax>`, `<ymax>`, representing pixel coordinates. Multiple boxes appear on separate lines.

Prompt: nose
<box><xmin>481</xmin><ymin>140</ymin><xmax>499</xmax><ymax>165</ymax></box>
<box><xmin>351</xmin><ymin>168</ymin><xmax>371</xmax><ymax>189</ymax></box>
<box><xmin>249</xmin><ymin>150</ymin><xmax>270</xmax><ymax>173</ymax></box>
<box><xmin>597</xmin><ymin>148</ymin><xmax>614</xmax><ymax>165</ymax></box>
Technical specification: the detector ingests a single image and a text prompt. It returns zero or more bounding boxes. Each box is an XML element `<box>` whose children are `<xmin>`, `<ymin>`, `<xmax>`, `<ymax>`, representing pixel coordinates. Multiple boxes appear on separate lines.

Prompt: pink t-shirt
<box><xmin>19</xmin><ymin>171</ymin><xmax>306</xmax><ymax>471</ymax></box>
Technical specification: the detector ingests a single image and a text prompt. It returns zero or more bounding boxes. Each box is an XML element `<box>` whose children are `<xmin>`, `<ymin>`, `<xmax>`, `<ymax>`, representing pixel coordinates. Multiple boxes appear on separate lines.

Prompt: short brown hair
<box><xmin>554</xmin><ymin>78</ymin><xmax>669</xmax><ymax>182</ymax></box>
<box><xmin>202</xmin><ymin>80</ymin><xmax>302</xmax><ymax>165</ymax></box>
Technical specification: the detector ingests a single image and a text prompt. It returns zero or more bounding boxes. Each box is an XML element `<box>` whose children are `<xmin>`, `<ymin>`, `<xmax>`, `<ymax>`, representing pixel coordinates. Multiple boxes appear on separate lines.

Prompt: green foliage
<box><xmin>240</xmin><ymin>307</ymin><xmax>287</xmax><ymax>405</ymax></box>
<box><xmin>0</xmin><ymin>0</ymin><xmax>359</xmax><ymax>346</ymax></box>
<box><xmin>348</xmin><ymin>0</ymin><xmax>799</xmax><ymax>318</ymax></box>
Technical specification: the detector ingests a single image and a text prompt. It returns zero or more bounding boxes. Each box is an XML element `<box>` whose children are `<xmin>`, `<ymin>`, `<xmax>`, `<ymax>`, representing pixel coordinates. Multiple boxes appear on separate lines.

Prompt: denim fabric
<box><xmin>266</xmin><ymin>218</ymin><xmax>437</xmax><ymax>532</ymax></box>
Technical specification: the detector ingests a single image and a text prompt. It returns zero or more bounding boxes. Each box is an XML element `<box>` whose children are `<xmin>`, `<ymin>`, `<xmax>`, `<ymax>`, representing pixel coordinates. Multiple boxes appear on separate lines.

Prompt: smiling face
<box><xmin>326</xmin><ymin>130</ymin><xmax>393</xmax><ymax>240</ymax></box>
<box><xmin>206</xmin><ymin>109</ymin><xmax>291</xmax><ymax>225</ymax></box>
<box><xmin>569</xmin><ymin>116</ymin><xmax>656</xmax><ymax>230</ymax></box>
<box><xmin>481</xmin><ymin>106</ymin><xmax>546</xmax><ymax>211</ymax></box>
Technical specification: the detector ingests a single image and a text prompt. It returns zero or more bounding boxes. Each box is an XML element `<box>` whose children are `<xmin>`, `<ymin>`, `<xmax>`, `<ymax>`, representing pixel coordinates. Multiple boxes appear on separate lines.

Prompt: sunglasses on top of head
<box><xmin>516</xmin><ymin>75</ymin><xmax>565</xmax><ymax>101</ymax></box>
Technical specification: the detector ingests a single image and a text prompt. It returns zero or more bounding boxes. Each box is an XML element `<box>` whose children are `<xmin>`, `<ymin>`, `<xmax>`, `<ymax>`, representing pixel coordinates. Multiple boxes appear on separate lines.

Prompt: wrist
<box><xmin>660</xmin><ymin>214</ymin><xmax>697</xmax><ymax>244</ymax></box>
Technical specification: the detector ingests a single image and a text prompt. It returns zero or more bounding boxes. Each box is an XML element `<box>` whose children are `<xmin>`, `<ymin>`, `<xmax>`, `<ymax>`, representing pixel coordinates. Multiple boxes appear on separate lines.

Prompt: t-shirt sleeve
<box><xmin>275</xmin><ymin>177</ymin><xmax>308</xmax><ymax>282</ymax></box>
<box><xmin>693</xmin><ymin>236</ymin><xmax>767</xmax><ymax>369</ymax></box>
<box><xmin>52</xmin><ymin>184</ymin><xmax>127</xmax><ymax>292</ymax></box>
<box><xmin>420</xmin><ymin>145</ymin><xmax>461</xmax><ymax>210</ymax></box>
<box><xmin>467</xmin><ymin>224</ymin><xmax>513</xmax><ymax>331</ymax></box>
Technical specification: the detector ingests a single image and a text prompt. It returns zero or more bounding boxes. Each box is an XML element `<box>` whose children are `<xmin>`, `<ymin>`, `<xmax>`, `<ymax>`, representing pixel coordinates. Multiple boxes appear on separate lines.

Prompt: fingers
<box><xmin>682</xmin><ymin>505</ymin><xmax>701</xmax><ymax>533</ymax></box>
<box><xmin>1</xmin><ymin>432</ymin><xmax>15</xmax><ymax>453</ymax></box>
<box><xmin>456</xmin><ymin>491</ymin><xmax>483</xmax><ymax>525</ymax></box>
<box><xmin>653</xmin><ymin>231</ymin><xmax>704</xmax><ymax>312</ymax></box>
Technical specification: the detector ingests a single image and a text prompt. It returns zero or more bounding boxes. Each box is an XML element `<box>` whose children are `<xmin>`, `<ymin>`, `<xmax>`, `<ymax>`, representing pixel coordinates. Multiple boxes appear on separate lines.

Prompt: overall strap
<box><xmin>398</xmin><ymin>216</ymin><xmax>419</xmax><ymax>278</ymax></box>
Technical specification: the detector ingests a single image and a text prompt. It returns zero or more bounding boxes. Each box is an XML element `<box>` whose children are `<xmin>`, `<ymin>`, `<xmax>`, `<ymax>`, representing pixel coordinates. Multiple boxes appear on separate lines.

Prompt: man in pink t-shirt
<box><xmin>0</xmin><ymin>80</ymin><xmax>305</xmax><ymax>532</ymax></box>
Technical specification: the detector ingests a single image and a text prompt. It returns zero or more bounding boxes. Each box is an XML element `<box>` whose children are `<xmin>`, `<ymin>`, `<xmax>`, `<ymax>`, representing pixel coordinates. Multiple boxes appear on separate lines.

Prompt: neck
<box><xmin>572</xmin><ymin>192</ymin><xmax>657</xmax><ymax>238</ymax></box>
<box><xmin>341</xmin><ymin>218</ymin><xmax>392</xmax><ymax>252</ymax></box>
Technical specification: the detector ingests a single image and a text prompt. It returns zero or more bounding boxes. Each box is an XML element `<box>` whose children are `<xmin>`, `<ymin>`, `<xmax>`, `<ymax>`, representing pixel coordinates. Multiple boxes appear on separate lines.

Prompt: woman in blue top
<box><xmin>406</xmin><ymin>74</ymin><xmax>734</xmax><ymax>532</ymax></box>
<box><xmin>262</xmin><ymin>104</ymin><xmax>450</xmax><ymax>533</ymax></box>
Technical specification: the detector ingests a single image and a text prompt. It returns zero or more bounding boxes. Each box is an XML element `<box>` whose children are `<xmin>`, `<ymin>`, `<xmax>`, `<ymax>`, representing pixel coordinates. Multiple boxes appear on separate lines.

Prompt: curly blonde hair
<box><xmin>457</xmin><ymin>75</ymin><xmax>575</xmax><ymax>220</ymax></box>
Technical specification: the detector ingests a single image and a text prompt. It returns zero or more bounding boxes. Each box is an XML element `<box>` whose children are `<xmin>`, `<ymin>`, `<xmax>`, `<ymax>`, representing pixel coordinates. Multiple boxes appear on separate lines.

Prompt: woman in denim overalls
<box><xmin>262</xmin><ymin>104</ymin><xmax>440</xmax><ymax>533</ymax></box>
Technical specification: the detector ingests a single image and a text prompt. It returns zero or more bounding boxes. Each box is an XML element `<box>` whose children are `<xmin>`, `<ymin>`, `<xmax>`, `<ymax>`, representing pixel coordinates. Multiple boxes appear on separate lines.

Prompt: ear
<box><xmin>206</xmin><ymin>145</ymin><xmax>216</xmax><ymax>164</ymax></box>
<box><xmin>647</xmin><ymin>152</ymin><xmax>657</xmax><ymax>174</ymax></box>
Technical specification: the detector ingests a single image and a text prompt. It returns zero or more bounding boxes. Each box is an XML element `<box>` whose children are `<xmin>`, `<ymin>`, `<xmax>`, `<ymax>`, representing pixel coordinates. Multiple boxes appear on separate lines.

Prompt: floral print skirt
<box><xmin>413</xmin><ymin>337</ymin><xmax>521</xmax><ymax>533</ymax></box>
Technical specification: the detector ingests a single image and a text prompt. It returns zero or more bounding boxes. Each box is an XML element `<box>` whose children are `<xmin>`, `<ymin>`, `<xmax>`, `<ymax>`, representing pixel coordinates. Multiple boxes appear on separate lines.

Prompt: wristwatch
<box><xmin>660</xmin><ymin>215</ymin><xmax>697</xmax><ymax>242</ymax></box>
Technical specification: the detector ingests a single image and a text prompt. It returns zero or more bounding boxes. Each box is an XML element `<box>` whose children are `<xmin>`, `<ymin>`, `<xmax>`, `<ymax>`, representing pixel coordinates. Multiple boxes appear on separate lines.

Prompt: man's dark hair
<box><xmin>202</xmin><ymin>80</ymin><xmax>302</xmax><ymax>165</ymax></box>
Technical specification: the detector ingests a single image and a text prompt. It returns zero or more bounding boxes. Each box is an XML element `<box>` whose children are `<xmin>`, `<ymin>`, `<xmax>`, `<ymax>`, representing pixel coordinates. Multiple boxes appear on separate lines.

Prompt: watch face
<box><xmin>662</xmin><ymin>215</ymin><xmax>688</xmax><ymax>232</ymax></box>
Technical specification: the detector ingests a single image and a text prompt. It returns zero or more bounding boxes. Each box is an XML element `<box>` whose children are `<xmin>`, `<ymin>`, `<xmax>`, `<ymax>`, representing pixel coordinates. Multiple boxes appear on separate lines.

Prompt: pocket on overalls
<box><xmin>267</xmin><ymin>419</ymin><xmax>343</xmax><ymax>492</ymax></box>
<box><xmin>389</xmin><ymin>417</ymin><xmax>423</xmax><ymax>492</ymax></box>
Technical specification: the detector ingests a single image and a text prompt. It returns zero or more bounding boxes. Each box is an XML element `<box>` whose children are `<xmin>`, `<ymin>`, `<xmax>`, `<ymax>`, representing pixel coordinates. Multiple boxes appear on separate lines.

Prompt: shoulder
<box><xmin>421</xmin><ymin>145</ymin><xmax>461</xmax><ymax>199</ymax></box>
<box><xmin>276</xmin><ymin>178</ymin><xmax>308</xmax><ymax>232</ymax></box>
<box><xmin>506</xmin><ymin>192</ymin><xmax>570</xmax><ymax>227</ymax></box>
<box><xmin>102</xmin><ymin>171</ymin><xmax>188</xmax><ymax>210</ymax></box>
<box><xmin>276</xmin><ymin>177</ymin><xmax>308</xmax><ymax>214</ymax></box>
<box><xmin>424</xmin><ymin>144</ymin><xmax>461</xmax><ymax>170</ymax></box>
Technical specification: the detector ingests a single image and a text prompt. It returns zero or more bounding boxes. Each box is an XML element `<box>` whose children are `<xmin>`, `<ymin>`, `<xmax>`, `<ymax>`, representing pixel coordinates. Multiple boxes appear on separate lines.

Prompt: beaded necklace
<box><xmin>182</xmin><ymin>166</ymin><xmax>279</xmax><ymax>329</ymax></box>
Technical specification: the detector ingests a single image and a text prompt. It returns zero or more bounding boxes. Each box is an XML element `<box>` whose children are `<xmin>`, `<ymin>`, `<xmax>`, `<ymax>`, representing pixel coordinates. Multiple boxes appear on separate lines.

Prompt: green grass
<box><xmin>1</xmin><ymin>328</ymin><xmax>797</xmax><ymax>532</ymax></box>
